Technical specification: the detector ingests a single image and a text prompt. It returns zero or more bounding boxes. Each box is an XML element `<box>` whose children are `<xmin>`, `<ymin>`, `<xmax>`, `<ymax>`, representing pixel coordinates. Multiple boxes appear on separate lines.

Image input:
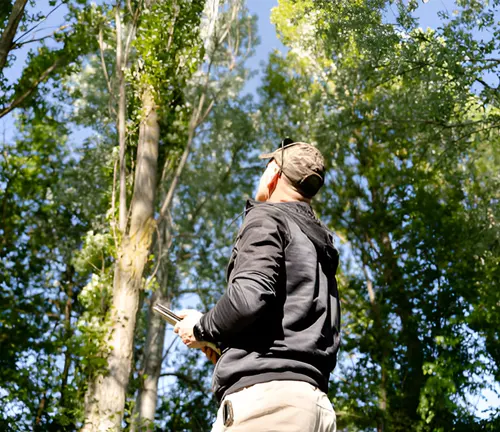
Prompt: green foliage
<box><xmin>0</xmin><ymin>3</ymin><xmax>115</xmax><ymax>426</ymax></box>
<box><xmin>0</xmin><ymin>97</ymin><xmax>112</xmax><ymax>428</ymax></box>
<box><xmin>0</xmin><ymin>1</ymin><xmax>100</xmax><ymax>118</ymax></box>
<box><xmin>133</xmin><ymin>0</ymin><xmax>205</xmax><ymax>96</ymax></box>
<box><xmin>2</xmin><ymin>0</ymin><xmax>498</xmax><ymax>430</ymax></box>
<box><xmin>265</xmin><ymin>0</ymin><xmax>500</xmax><ymax>430</ymax></box>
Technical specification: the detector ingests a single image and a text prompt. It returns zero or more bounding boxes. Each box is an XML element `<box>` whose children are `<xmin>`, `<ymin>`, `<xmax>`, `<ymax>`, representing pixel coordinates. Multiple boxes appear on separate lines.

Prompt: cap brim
<box><xmin>259</xmin><ymin>142</ymin><xmax>303</xmax><ymax>160</ymax></box>
<box><xmin>258</xmin><ymin>152</ymin><xmax>276</xmax><ymax>159</ymax></box>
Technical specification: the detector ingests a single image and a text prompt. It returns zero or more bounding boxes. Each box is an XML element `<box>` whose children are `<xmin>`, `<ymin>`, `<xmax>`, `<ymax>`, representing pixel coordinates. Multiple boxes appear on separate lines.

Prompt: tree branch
<box><xmin>0</xmin><ymin>0</ymin><xmax>29</xmax><ymax>74</ymax></box>
<box><xmin>475</xmin><ymin>77</ymin><xmax>497</xmax><ymax>91</ymax></box>
<box><xmin>116</xmin><ymin>1</ymin><xmax>128</xmax><ymax>232</ymax></box>
<box><xmin>0</xmin><ymin>58</ymin><xmax>61</xmax><ymax>119</ymax></box>
<box><xmin>35</xmin><ymin>389</ymin><xmax>47</xmax><ymax>426</ymax></box>
<box><xmin>98</xmin><ymin>27</ymin><xmax>115</xmax><ymax>103</ymax></box>
<box><xmin>123</xmin><ymin>0</ymin><xmax>143</xmax><ymax>67</ymax></box>
<box><xmin>12</xmin><ymin>24</ymin><xmax>69</xmax><ymax>49</ymax></box>
<box><xmin>12</xmin><ymin>1</ymin><xmax>64</xmax><ymax>46</ymax></box>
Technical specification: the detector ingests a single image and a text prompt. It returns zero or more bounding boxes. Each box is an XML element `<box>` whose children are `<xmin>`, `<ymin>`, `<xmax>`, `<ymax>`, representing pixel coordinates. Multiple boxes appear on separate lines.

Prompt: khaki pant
<box><xmin>211</xmin><ymin>380</ymin><xmax>336</xmax><ymax>432</ymax></box>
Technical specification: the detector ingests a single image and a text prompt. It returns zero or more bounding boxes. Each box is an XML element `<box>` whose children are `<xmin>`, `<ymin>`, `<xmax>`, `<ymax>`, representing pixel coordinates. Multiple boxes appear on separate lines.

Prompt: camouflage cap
<box><xmin>259</xmin><ymin>141</ymin><xmax>325</xmax><ymax>198</ymax></box>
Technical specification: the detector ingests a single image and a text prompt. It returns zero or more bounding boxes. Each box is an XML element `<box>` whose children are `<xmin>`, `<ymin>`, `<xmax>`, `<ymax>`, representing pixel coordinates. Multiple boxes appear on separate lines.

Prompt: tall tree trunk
<box><xmin>379</xmin><ymin>230</ymin><xmax>424</xmax><ymax>427</ymax></box>
<box><xmin>131</xmin><ymin>264</ymin><xmax>170</xmax><ymax>432</ymax></box>
<box><xmin>362</xmin><ymin>264</ymin><xmax>387</xmax><ymax>432</ymax></box>
<box><xmin>60</xmin><ymin>265</ymin><xmax>75</xmax><ymax>408</ymax></box>
<box><xmin>116</xmin><ymin>4</ymin><xmax>128</xmax><ymax>233</ymax></box>
<box><xmin>82</xmin><ymin>87</ymin><xmax>159</xmax><ymax>432</ymax></box>
<box><xmin>132</xmin><ymin>1</ymin><xmax>222</xmax><ymax>427</ymax></box>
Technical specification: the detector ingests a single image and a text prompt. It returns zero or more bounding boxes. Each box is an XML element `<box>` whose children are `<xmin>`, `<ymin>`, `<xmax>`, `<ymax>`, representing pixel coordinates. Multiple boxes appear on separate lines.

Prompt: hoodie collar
<box><xmin>246</xmin><ymin>199</ymin><xmax>315</xmax><ymax>217</ymax></box>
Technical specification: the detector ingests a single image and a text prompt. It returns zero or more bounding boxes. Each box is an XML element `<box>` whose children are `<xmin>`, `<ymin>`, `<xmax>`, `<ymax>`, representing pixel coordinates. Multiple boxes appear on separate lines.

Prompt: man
<box><xmin>174</xmin><ymin>140</ymin><xmax>341</xmax><ymax>431</ymax></box>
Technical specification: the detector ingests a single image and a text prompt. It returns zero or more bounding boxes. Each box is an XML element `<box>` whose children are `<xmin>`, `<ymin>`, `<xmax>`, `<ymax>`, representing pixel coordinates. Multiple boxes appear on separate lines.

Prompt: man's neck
<box><xmin>268</xmin><ymin>189</ymin><xmax>311</xmax><ymax>204</ymax></box>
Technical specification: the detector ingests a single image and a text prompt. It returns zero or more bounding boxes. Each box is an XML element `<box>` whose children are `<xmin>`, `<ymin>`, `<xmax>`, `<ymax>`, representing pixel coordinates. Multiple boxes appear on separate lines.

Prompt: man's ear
<box><xmin>267</xmin><ymin>170</ymin><xmax>280</xmax><ymax>197</ymax></box>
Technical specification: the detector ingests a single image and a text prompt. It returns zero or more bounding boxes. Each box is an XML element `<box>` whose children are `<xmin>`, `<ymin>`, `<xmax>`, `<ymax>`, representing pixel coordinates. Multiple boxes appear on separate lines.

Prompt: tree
<box><xmin>131</xmin><ymin>1</ymin><xmax>257</xmax><ymax>429</ymax></box>
<box><xmin>264</xmin><ymin>0</ymin><xmax>500</xmax><ymax>430</ymax></box>
<box><xmin>2</xmin><ymin>0</ymin><xmax>257</xmax><ymax>429</ymax></box>
<box><xmin>78</xmin><ymin>0</ymin><xmax>207</xmax><ymax>430</ymax></box>
<box><xmin>0</xmin><ymin>3</ymin><xmax>110</xmax><ymax>430</ymax></box>
<box><xmin>0</xmin><ymin>99</ymin><xmax>114</xmax><ymax>430</ymax></box>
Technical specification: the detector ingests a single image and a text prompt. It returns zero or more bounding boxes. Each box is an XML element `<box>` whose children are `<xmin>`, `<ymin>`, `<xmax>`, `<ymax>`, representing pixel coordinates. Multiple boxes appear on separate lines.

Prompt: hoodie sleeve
<box><xmin>196</xmin><ymin>209</ymin><xmax>287</xmax><ymax>345</ymax></box>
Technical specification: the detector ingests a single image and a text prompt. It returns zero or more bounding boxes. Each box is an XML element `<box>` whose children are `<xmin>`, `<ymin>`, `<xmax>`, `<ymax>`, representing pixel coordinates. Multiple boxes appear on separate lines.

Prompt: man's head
<box><xmin>255</xmin><ymin>140</ymin><xmax>325</xmax><ymax>203</ymax></box>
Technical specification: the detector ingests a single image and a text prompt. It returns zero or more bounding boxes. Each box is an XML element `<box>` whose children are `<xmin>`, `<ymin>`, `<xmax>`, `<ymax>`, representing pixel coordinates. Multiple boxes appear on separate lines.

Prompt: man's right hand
<box><xmin>202</xmin><ymin>345</ymin><xmax>220</xmax><ymax>365</ymax></box>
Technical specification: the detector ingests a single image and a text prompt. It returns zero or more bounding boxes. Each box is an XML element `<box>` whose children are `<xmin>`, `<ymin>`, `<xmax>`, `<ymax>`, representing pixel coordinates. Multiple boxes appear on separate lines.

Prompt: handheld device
<box><xmin>153</xmin><ymin>303</ymin><xmax>221</xmax><ymax>356</ymax></box>
<box><xmin>153</xmin><ymin>303</ymin><xmax>182</xmax><ymax>326</ymax></box>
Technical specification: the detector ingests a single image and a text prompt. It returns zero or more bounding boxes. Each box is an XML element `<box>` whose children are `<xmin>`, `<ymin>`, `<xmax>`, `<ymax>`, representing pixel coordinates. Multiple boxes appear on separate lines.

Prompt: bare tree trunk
<box><xmin>60</xmin><ymin>266</ymin><xmax>75</xmax><ymax>408</ymax></box>
<box><xmin>132</xmin><ymin>2</ymin><xmax>254</xmax><ymax>428</ymax></box>
<box><xmin>131</xmin><ymin>264</ymin><xmax>169</xmax><ymax>432</ymax></box>
<box><xmin>0</xmin><ymin>0</ymin><xmax>28</xmax><ymax>73</ymax></box>
<box><xmin>363</xmin><ymin>265</ymin><xmax>386</xmax><ymax>432</ymax></box>
<box><xmin>82</xmin><ymin>86</ymin><xmax>159</xmax><ymax>431</ymax></box>
<box><xmin>116</xmin><ymin>4</ymin><xmax>128</xmax><ymax>233</ymax></box>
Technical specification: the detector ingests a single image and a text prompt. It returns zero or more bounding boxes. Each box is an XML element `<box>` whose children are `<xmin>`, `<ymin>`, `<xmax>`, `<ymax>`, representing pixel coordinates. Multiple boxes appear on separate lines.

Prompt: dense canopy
<box><xmin>0</xmin><ymin>0</ymin><xmax>499</xmax><ymax>431</ymax></box>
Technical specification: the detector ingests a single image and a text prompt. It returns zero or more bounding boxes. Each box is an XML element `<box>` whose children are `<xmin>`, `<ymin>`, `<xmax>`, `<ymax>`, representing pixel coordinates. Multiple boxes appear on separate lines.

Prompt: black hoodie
<box><xmin>197</xmin><ymin>200</ymin><xmax>341</xmax><ymax>403</ymax></box>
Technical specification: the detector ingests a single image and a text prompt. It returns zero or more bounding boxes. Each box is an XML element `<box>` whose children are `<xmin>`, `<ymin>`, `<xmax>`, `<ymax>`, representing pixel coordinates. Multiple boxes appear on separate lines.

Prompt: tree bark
<box><xmin>132</xmin><ymin>2</ymin><xmax>223</xmax><ymax>428</ymax></box>
<box><xmin>82</xmin><ymin>86</ymin><xmax>159</xmax><ymax>432</ymax></box>
<box><xmin>60</xmin><ymin>266</ymin><xmax>75</xmax><ymax>407</ymax></box>
<box><xmin>379</xmin><ymin>231</ymin><xmax>424</xmax><ymax>426</ymax></box>
<box><xmin>116</xmin><ymin>5</ymin><xmax>128</xmax><ymax>234</ymax></box>
<box><xmin>0</xmin><ymin>0</ymin><xmax>28</xmax><ymax>74</ymax></box>
<box><xmin>131</xmin><ymin>265</ymin><xmax>169</xmax><ymax>432</ymax></box>
<box><xmin>362</xmin><ymin>264</ymin><xmax>387</xmax><ymax>432</ymax></box>
<box><xmin>34</xmin><ymin>390</ymin><xmax>47</xmax><ymax>428</ymax></box>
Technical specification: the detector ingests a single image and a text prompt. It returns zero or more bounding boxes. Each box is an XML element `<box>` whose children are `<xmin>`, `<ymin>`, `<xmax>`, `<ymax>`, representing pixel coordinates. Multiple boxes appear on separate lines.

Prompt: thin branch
<box><xmin>158</xmin><ymin>125</ymin><xmax>196</xmax><ymax>221</ymax></box>
<box><xmin>98</xmin><ymin>27</ymin><xmax>116</xmax><ymax>105</ymax></box>
<box><xmin>13</xmin><ymin>1</ymin><xmax>63</xmax><ymax>45</ymax></box>
<box><xmin>145</xmin><ymin>220</ymin><xmax>174</xmax><ymax>289</ymax></box>
<box><xmin>475</xmin><ymin>77</ymin><xmax>498</xmax><ymax>91</ymax></box>
<box><xmin>165</xmin><ymin>0</ymin><xmax>179</xmax><ymax>53</ymax></box>
<box><xmin>12</xmin><ymin>24</ymin><xmax>69</xmax><ymax>49</ymax></box>
<box><xmin>111</xmin><ymin>157</ymin><xmax>119</xmax><ymax>247</ymax></box>
<box><xmin>363</xmin><ymin>265</ymin><xmax>376</xmax><ymax>305</ymax></box>
<box><xmin>123</xmin><ymin>0</ymin><xmax>142</xmax><ymax>67</ymax></box>
<box><xmin>0</xmin><ymin>58</ymin><xmax>61</xmax><ymax>119</ymax></box>
<box><xmin>161</xmin><ymin>337</ymin><xmax>179</xmax><ymax>363</ymax></box>
<box><xmin>116</xmin><ymin>1</ymin><xmax>128</xmax><ymax>232</ymax></box>
<box><xmin>34</xmin><ymin>390</ymin><xmax>47</xmax><ymax>427</ymax></box>
<box><xmin>215</xmin><ymin>2</ymin><xmax>237</xmax><ymax>48</ymax></box>
<box><xmin>471</xmin><ymin>57</ymin><xmax>500</xmax><ymax>64</ymax></box>
<box><xmin>196</xmin><ymin>99</ymin><xmax>215</xmax><ymax>127</ymax></box>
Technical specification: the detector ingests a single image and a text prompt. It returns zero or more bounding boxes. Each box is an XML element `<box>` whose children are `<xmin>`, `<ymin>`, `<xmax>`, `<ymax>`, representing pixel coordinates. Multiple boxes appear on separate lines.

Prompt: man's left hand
<box><xmin>174</xmin><ymin>309</ymin><xmax>205</xmax><ymax>349</ymax></box>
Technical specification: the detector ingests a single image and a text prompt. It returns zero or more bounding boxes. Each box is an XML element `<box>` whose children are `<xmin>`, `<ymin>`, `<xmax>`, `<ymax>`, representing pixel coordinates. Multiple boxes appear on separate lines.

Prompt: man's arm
<box><xmin>196</xmin><ymin>210</ymin><xmax>287</xmax><ymax>345</ymax></box>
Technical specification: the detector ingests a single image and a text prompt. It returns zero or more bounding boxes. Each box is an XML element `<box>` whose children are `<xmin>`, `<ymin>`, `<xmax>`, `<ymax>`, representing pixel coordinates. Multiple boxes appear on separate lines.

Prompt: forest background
<box><xmin>1</xmin><ymin>0</ymin><xmax>499</xmax><ymax>431</ymax></box>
